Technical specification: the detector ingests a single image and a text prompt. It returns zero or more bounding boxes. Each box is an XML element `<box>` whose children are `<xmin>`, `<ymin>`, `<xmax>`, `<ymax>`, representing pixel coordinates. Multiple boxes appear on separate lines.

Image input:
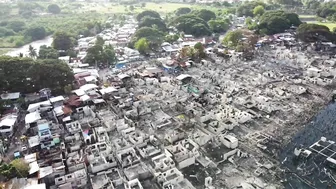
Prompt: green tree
<box><xmin>132</xmin><ymin>27</ymin><xmax>164</xmax><ymax>48</ymax></box>
<box><xmin>193</xmin><ymin>9</ymin><xmax>216</xmax><ymax>22</ymax></box>
<box><xmin>275</xmin><ymin>0</ymin><xmax>302</xmax><ymax>6</ymax></box>
<box><xmin>8</xmin><ymin>21</ymin><xmax>25</xmax><ymax>33</ymax></box>
<box><xmin>48</xmin><ymin>4</ymin><xmax>61</xmax><ymax>14</ymax></box>
<box><xmin>304</xmin><ymin>0</ymin><xmax>320</xmax><ymax>9</ymax></box>
<box><xmin>236</xmin><ymin>1</ymin><xmax>266</xmax><ymax>17</ymax></box>
<box><xmin>67</xmin><ymin>49</ymin><xmax>77</xmax><ymax>58</ymax></box>
<box><xmin>258</xmin><ymin>10</ymin><xmax>301</xmax><ymax>34</ymax></box>
<box><xmin>28</xmin><ymin>45</ymin><xmax>37</xmax><ymax>59</ymax></box>
<box><xmin>0</xmin><ymin>4</ymin><xmax>11</xmax><ymax>17</ymax></box>
<box><xmin>139</xmin><ymin>16</ymin><xmax>167</xmax><ymax>31</ymax></box>
<box><xmin>53</xmin><ymin>31</ymin><xmax>73</xmax><ymax>51</ymax></box>
<box><xmin>194</xmin><ymin>42</ymin><xmax>206</xmax><ymax>58</ymax></box>
<box><xmin>0</xmin><ymin>163</ymin><xmax>15</xmax><ymax>179</ymax></box>
<box><xmin>10</xmin><ymin>159</ymin><xmax>29</xmax><ymax>178</ymax></box>
<box><xmin>135</xmin><ymin>38</ymin><xmax>150</xmax><ymax>55</ymax></box>
<box><xmin>297</xmin><ymin>23</ymin><xmax>335</xmax><ymax>42</ymax></box>
<box><xmin>64</xmin><ymin>84</ymin><xmax>72</xmax><ymax>94</ymax></box>
<box><xmin>187</xmin><ymin>47</ymin><xmax>196</xmax><ymax>57</ymax></box>
<box><xmin>165</xmin><ymin>34</ymin><xmax>179</xmax><ymax>43</ymax></box>
<box><xmin>0</xmin><ymin>27</ymin><xmax>14</xmax><ymax>37</ymax></box>
<box><xmin>223</xmin><ymin>30</ymin><xmax>243</xmax><ymax>47</ymax></box>
<box><xmin>245</xmin><ymin>17</ymin><xmax>253</xmax><ymax>25</ymax></box>
<box><xmin>85</xmin><ymin>45</ymin><xmax>103</xmax><ymax>66</ymax></box>
<box><xmin>179</xmin><ymin>47</ymin><xmax>189</xmax><ymax>58</ymax></box>
<box><xmin>208</xmin><ymin>19</ymin><xmax>230</xmax><ymax>33</ymax></box>
<box><xmin>175</xmin><ymin>7</ymin><xmax>191</xmax><ymax>16</ymax></box>
<box><xmin>285</xmin><ymin>12</ymin><xmax>302</xmax><ymax>26</ymax></box>
<box><xmin>105</xmin><ymin>22</ymin><xmax>112</xmax><ymax>29</ymax></box>
<box><xmin>222</xmin><ymin>1</ymin><xmax>232</xmax><ymax>7</ymax></box>
<box><xmin>192</xmin><ymin>24</ymin><xmax>212</xmax><ymax>37</ymax></box>
<box><xmin>0</xmin><ymin>57</ymin><xmax>74</xmax><ymax>94</ymax></box>
<box><xmin>25</xmin><ymin>26</ymin><xmax>46</xmax><ymax>41</ymax></box>
<box><xmin>102</xmin><ymin>45</ymin><xmax>117</xmax><ymax>65</ymax></box>
<box><xmin>18</xmin><ymin>2</ymin><xmax>42</xmax><ymax>17</ymax></box>
<box><xmin>129</xmin><ymin>5</ymin><xmax>134</xmax><ymax>12</ymax></box>
<box><xmin>172</xmin><ymin>14</ymin><xmax>211</xmax><ymax>37</ymax></box>
<box><xmin>136</xmin><ymin>10</ymin><xmax>161</xmax><ymax>21</ymax></box>
<box><xmin>253</xmin><ymin>5</ymin><xmax>265</xmax><ymax>16</ymax></box>
<box><xmin>38</xmin><ymin>45</ymin><xmax>59</xmax><ymax>59</ymax></box>
<box><xmin>317</xmin><ymin>7</ymin><xmax>336</xmax><ymax>18</ymax></box>
<box><xmin>96</xmin><ymin>36</ymin><xmax>105</xmax><ymax>46</ymax></box>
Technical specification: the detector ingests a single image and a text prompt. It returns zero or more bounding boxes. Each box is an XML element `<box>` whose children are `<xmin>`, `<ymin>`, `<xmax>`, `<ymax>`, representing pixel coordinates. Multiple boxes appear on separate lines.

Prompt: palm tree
<box><xmin>187</xmin><ymin>47</ymin><xmax>196</xmax><ymax>59</ymax></box>
<box><xmin>28</xmin><ymin>45</ymin><xmax>37</xmax><ymax>59</ymax></box>
<box><xmin>179</xmin><ymin>47</ymin><xmax>189</xmax><ymax>59</ymax></box>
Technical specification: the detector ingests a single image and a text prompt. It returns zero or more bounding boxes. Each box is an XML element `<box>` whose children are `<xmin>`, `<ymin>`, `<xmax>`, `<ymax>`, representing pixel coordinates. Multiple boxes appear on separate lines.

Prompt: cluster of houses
<box><xmin>3</xmin><ymin>13</ymin><xmax>336</xmax><ymax>189</ymax></box>
<box><xmin>0</xmin><ymin>61</ymin><xmax>247</xmax><ymax>189</ymax></box>
<box><xmin>65</xmin><ymin>14</ymin><xmax>218</xmax><ymax>71</ymax></box>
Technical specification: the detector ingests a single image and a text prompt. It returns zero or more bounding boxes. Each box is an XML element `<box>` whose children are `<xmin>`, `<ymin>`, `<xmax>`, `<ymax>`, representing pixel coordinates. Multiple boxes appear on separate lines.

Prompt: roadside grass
<box><xmin>299</xmin><ymin>14</ymin><xmax>315</xmax><ymax>18</ymax></box>
<box><xmin>0</xmin><ymin>48</ymin><xmax>12</xmax><ymax>55</ymax></box>
<box><xmin>316</xmin><ymin>22</ymin><xmax>336</xmax><ymax>30</ymax></box>
<box><xmin>0</xmin><ymin>38</ymin><xmax>16</xmax><ymax>48</ymax></box>
<box><xmin>307</xmin><ymin>21</ymin><xmax>336</xmax><ymax>30</ymax></box>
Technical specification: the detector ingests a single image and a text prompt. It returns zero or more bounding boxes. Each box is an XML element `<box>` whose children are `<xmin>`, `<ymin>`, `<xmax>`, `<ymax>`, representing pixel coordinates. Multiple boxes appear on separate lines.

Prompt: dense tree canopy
<box><xmin>85</xmin><ymin>45</ymin><xmax>103</xmax><ymax>66</ymax></box>
<box><xmin>236</xmin><ymin>1</ymin><xmax>266</xmax><ymax>17</ymax></box>
<box><xmin>304</xmin><ymin>0</ymin><xmax>320</xmax><ymax>9</ymax></box>
<box><xmin>84</xmin><ymin>45</ymin><xmax>116</xmax><ymax>67</ymax></box>
<box><xmin>0</xmin><ymin>159</ymin><xmax>29</xmax><ymax>179</ymax></box>
<box><xmin>39</xmin><ymin>45</ymin><xmax>59</xmax><ymax>59</ymax></box>
<box><xmin>316</xmin><ymin>2</ymin><xmax>336</xmax><ymax>19</ymax></box>
<box><xmin>53</xmin><ymin>31</ymin><xmax>73</xmax><ymax>51</ymax></box>
<box><xmin>8</xmin><ymin>20</ymin><xmax>25</xmax><ymax>33</ymax></box>
<box><xmin>135</xmin><ymin>38</ymin><xmax>150</xmax><ymax>55</ymax></box>
<box><xmin>253</xmin><ymin>5</ymin><xmax>265</xmax><ymax>16</ymax></box>
<box><xmin>165</xmin><ymin>34</ymin><xmax>179</xmax><ymax>43</ymax></box>
<box><xmin>0</xmin><ymin>27</ymin><xmax>14</xmax><ymax>37</ymax></box>
<box><xmin>208</xmin><ymin>19</ymin><xmax>230</xmax><ymax>33</ymax></box>
<box><xmin>129</xmin><ymin>5</ymin><xmax>134</xmax><ymax>12</ymax></box>
<box><xmin>192</xmin><ymin>23</ymin><xmax>212</xmax><ymax>37</ymax></box>
<box><xmin>11</xmin><ymin>159</ymin><xmax>29</xmax><ymax>178</ymax></box>
<box><xmin>274</xmin><ymin>0</ymin><xmax>302</xmax><ymax>6</ymax></box>
<box><xmin>25</xmin><ymin>26</ymin><xmax>46</xmax><ymax>41</ymax></box>
<box><xmin>0</xmin><ymin>4</ymin><xmax>11</xmax><ymax>17</ymax></box>
<box><xmin>138</xmin><ymin>16</ymin><xmax>167</xmax><ymax>31</ymax></box>
<box><xmin>223</xmin><ymin>30</ymin><xmax>243</xmax><ymax>47</ymax></box>
<box><xmin>96</xmin><ymin>36</ymin><xmax>104</xmax><ymax>46</ymax></box>
<box><xmin>48</xmin><ymin>4</ymin><xmax>61</xmax><ymax>14</ymax></box>
<box><xmin>136</xmin><ymin>10</ymin><xmax>161</xmax><ymax>21</ymax></box>
<box><xmin>193</xmin><ymin>42</ymin><xmax>206</xmax><ymax>59</ymax></box>
<box><xmin>258</xmin><ymin>11</ymin><xmax>301</xmax><ymax>34</ymax></box>
<box><xmin>175</xmin><ymin>7</ymin><xmax>192</xmax><ymax>16</ymax></box>
<box><xmin>132</xmin><ymin>27</ymin><xmax>164</xmax><ymax>47</ymax></box>
<box><xmin>103</xmin><ymin>46</ymin><xmax>117</xmax><ymax>65</ymax></box>
<box><xmin>193</xmin><ymin>9</ymin><xmax>216</xmax><ymax>22</ymax></box>
<box><xmin>297</xmin><ymin>23</ymin><xmax>336</xmax><ymax>42</ymax></box>
<box><xmin>172</xmin><ymin>14</ymin><xmax>211</xmax><ymax>37</ymax></box>
<box><xmin>0</xmin><ymin>56</ymin><xmax>74</xmax><ymax>94</ymax></box>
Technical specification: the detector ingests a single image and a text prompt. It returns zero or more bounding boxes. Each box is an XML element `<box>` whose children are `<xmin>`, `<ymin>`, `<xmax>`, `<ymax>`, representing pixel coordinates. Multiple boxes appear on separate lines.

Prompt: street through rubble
<box><xmin>280</xmin><ymin>102</ymin><xmax>336</xmax><ymax>189</ymax></box>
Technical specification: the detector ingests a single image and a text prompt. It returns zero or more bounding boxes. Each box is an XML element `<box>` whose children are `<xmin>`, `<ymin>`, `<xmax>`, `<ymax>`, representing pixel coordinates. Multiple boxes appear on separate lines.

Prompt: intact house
<box><xmin>0</xmin><ymin>114</ymin><xmax>18</xmax><ymax>137</ymax></box>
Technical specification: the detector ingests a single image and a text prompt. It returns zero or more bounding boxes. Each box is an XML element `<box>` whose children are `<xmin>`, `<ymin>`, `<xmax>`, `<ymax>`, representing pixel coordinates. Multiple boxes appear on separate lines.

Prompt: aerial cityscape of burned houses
<box><xmin>1</xmin><ymin>16</ymin><xmax>336</xmax><ymax>189</ymax></box>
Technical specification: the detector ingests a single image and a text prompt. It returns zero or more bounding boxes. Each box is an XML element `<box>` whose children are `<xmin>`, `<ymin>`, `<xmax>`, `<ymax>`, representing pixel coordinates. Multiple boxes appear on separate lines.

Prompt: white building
<box><xmin>0</xmin><ymin>114</ymin><xmax>17</xmax><ymax>137</ymax></box>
